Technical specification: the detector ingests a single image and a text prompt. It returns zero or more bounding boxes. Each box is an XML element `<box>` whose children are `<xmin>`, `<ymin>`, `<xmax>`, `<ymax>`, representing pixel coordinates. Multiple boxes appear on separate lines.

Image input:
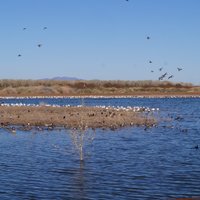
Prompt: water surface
<box><xmin>0</xmin><ymin>97</ymin><xmax>200</xmax><ymax>199</ymax></box>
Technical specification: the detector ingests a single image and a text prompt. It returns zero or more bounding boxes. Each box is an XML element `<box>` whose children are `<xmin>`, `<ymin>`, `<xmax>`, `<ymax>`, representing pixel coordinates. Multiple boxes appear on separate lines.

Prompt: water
<box><xmin>0</xmin><ymin>97</ymin><xmax>200</xmax><ymax>199</ymax></box>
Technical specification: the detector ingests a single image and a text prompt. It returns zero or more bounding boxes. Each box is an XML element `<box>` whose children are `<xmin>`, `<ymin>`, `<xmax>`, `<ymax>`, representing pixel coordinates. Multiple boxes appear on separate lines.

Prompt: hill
<box><xmin>42</xmin><ymin>76</ymin><xmax>82</xmax><ymax>81</ymax></box>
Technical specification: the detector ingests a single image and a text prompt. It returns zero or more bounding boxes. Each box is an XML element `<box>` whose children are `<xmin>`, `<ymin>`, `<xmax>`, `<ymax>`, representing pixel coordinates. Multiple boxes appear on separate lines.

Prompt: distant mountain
<box><xmin>42</xmin><ymin>76</ymin><xmax>82</xmax><ymax>81</ymax></box>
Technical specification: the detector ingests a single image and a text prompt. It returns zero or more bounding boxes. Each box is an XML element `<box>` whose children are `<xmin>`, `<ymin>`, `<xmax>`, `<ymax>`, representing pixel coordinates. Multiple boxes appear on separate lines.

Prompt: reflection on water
<box><xmin>0</xmin><ymin>98</ymin><xmax>200</xmax><ymax>199</ymax></box>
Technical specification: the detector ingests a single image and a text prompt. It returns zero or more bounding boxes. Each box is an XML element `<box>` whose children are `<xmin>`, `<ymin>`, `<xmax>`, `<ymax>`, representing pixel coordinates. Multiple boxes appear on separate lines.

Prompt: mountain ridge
<box><xmin>41</xmin><ymin>76</ymin><xmax>82</xmax><ymax>81</ymax></box>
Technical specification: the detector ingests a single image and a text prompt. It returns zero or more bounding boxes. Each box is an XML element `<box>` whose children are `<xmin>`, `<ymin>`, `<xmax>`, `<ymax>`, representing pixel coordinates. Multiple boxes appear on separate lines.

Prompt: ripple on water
<box><xmin>0</xmin><ymin>98</ymin><xmax>200</xmax><ymax>199</ymax></box>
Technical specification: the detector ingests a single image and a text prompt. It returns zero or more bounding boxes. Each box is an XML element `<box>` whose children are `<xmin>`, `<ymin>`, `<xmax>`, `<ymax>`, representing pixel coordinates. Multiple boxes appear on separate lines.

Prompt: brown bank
<box><xmin>0</xmin><ymin>106</ymin><xmax>156</xmax><ymax>130</ymax></box>
<box><xmin>0</xmin><ymin>79</ymin><xmax>200</xmax><ymax>97</ymax></box>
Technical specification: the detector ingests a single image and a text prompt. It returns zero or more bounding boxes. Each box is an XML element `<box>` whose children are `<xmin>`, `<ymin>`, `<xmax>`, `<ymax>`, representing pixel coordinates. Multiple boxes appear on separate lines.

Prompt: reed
<box><xmin>0</xmin><ymin>79</ymin><xmax>198</xmax><ymax>96</ymax></box>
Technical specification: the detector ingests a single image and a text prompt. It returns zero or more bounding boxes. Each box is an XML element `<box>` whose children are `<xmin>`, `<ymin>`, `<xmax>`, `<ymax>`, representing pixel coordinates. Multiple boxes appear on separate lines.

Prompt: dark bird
<box><xmin>163</xmin><ymin>72</ymin><xmax>167</xmax><ymax>77</ymax></box>
<box><xmin>149</xmin><ymin>60</ymin><xmax>152</xmax><ymax>64</ymax></box>
<box><xmin>37</xmin><ymin>44</ymin><xmax>42</xmax><ymax>47</ymax></box>
<box><xmin>177</xmin><ymin>67</ymin><xmax>183</xmax><ymax>71</ymax></box>
<box><xmin>151</xmin><ymin>70</ymin><xmax>154</xmax><ymax>73</ymax></box>
<box><xmin>18</xmin><ymin>54</ymin><xmax>22</xmax><ymax>57</ymax></box>
<box><xmin>43</xmin><ymin>27</ymin><xmax>47</xmax><ymax>30</ymax></box>
<box><xmin>147</xmin><ymin>36</ymin><xmax>150</xmax><ymax>40</ymax></box>
<box><xmin>194</xmin><ymin>145</ymin><xmax>199</xmax><ymax>149</ymax></box>
<box><xmin>159</xmin><ymin>67</ymin><xmax>163</xmax><ymax>71</ymax></box>
<box><xmin>168</xmin><ymin>75</ymin><xmax>174</xmax><ymax>79</ymax></box>
<box><xmin>23</xmin><ymin>28</ymin><xmax>27</xmax><ymax>30</ymax></box>
<box><xmin>158</xmin><ymin>72</ymin><xmax>167</xmax><ymax>80</ymax></box>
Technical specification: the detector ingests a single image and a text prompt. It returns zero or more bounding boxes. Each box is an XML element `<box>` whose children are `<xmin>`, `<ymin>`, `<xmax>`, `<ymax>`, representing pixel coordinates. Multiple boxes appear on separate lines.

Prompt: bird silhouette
<box><xmin>159</xmin><ymin>67</ymin><xmax>163</xmax><ymax>71</ymax></box>
<box><xmin>151</xmin><ymin>70</ymin><xmax>154</xmax><ymax>73</ymax></box>
<box><xmin>162</xmin><ymin>72</ymin><xmax>167</xmax><ymax>77</ymax></box>
<box><xmin>158</xmin><ymin>72</ymin><xmax>167</xmax><ymax>80</ymax></box>
<box><xmin>147</xmin><ymin>36</ymin><xmax>150</xmax><ymax>40</ymax></box>
<box><xmin>18</xmin><ymin>54</ymin><xmax>22</xmax><ymax>57</ymax></box>
<box><xmin>37</xmin><ymin>44</ymin><xmax>42</xmax><ymax>47</ymax></box>
<box><xmin>194</xmin><ymin>145</ymin><xmax>199</xmax><ymax>149</ymax></box>
<box><xmin>23</xmin><ymin>28</ymin><xmax>27</xmax><ymax>30</ymax></box>
<box><xmin>177</xmin><ymin>67</ymin><xmax>183</xmax><ymax>71</ymax></box>
<box><xmin>149</xmin><ymin>60</ymin><xmax>152</xmax><ymax>64</ymax></box>
<box><xmin>168</xmin><ymin>75</ymin><xmax>174</xmax><ymax>79</ymax></box>
<box><xmin>43</xmin><ymin>27</ymin><xmax>47</xmax><ymax>30</ymax></box>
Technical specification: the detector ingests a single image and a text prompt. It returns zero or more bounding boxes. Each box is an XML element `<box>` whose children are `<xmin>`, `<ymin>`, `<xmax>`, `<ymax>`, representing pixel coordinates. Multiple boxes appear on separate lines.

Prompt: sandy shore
<box><xmin>0</xmin><ymin>105</ymin><xmax>156</xmax><ymax>131</ymax></box>
<box><xmin>1</xmin><ymin>93</ymin><xmax>200</xmax><ymax>99</ymax></box>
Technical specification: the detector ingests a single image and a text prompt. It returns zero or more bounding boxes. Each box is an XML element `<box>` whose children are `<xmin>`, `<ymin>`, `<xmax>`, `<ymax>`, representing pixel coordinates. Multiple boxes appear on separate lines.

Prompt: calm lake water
<box><xmin>0</xmin><ymin>97</ymin><xmax>200</xmax><ymax>199</ymax></box>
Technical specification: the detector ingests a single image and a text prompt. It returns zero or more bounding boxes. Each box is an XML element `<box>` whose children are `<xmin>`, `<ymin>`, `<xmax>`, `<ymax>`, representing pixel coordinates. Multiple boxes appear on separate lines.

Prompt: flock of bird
<box><xmin>146</xmin><ymin>36</ymin><xmax>183</xmax><ymax>81</ymax></box>
<box><xmin>126</xmin><ymin>0</ymin><xmax>183</xmax><ymax>81</ymax></box>
<box><xmin>126</xmin><ymin>0</ymin><xmax>184</xmax><ymax>81</ymax></box>
<box><xmin>18</xmin><ymin>0</ymin><xmax>183</xmax><ymax>82</ymax></box>
<box><xmin>150</xmin><ymin>61</ymin><xmax>183</xmax><ymax>81</ymax></box>
<box><xmin>17</xmin><ymin>26</ymin><xmax>47</xmax><ymax>57</ymax></box>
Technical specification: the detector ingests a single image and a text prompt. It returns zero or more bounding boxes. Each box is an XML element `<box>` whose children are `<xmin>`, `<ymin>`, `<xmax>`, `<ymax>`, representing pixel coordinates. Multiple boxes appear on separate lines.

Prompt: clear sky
<box><xmin>0</xmin><ymin>0</ymin><xmax>200</xmax><ymax>84</ymax></box>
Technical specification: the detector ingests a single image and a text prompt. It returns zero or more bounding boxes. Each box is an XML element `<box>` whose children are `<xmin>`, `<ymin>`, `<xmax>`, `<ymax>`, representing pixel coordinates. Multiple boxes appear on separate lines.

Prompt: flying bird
<box><xmin>158</xmin><ymin>72</ymin><xmax>167</xmax><ymax>80</ymax></box>
<box><xmin>23</xmin><ymin>28</ymin><xmax>27</xmax><ymax>30</ymax></box>
<box><xmin>151</xmin><ymin>70</ymin><xmax>154</xmax><ymax>73</ymax></box>
<box><xmin>168</xmin><ymin>75</ymin><xmax>174</xmax><ymax>79</ymax></box>
<box><xmin>147</xmin><ymin>36</ymin><xmax>150</xmax><ymax>40</ymax></box>
<box><xmin>149</xmin><ymin>60</ymin><xmax>152</xmax><ymax>64</ymax></box>
<box><xmin>177</xmin><ymin>67</ymin><xmax>183</xmax><ymax>71</ymax></box>
<box><xmin>43</xmin><ymin>27</ymin><xmax>47</xmax><ymax>30</ymax></box>
<box><xmin>37</xmin><ymin>44</ymin><xmax>42</xmax><ymax>47</ymax></box>
<box><xmin>162</xmin><ymin>72</ymin><xmax>167</xmax><ymax>77</ymax></box>
<box><xmin>159</xmin><ymin>67</ymin><xmax>163</xmax><ymax>71</ymax></box>
<box><xmin>18</xmin><ymin>54</ymin><xmax>22</xmax><ymax>57</ymax></box>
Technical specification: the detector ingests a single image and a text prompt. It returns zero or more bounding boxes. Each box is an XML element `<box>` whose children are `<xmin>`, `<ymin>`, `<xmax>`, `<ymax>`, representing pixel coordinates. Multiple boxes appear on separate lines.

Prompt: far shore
<box><xmin>1</xmin><ymin>93</ymin><xmax>200</xmax><ymax>99</ymax></box>
<box><xmin>0</xmin><ymin>79</ymin><xmax>199</xmax><ymax>98</ymax></box>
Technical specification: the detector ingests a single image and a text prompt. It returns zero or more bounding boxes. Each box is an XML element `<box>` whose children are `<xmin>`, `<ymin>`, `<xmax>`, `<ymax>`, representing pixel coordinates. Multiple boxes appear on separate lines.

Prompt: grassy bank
<box><xmin>0</xmin><ymin>79</ymin><xmax>199</xmax><ymax>97</ymax></box>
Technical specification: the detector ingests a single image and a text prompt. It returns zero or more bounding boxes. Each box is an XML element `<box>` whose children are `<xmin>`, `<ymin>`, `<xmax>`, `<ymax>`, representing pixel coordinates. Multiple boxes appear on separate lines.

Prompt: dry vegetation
<box><xmin>0</xmin><ymin>79</ymin><xmax>199</xmax><ymax>96</ymax></box>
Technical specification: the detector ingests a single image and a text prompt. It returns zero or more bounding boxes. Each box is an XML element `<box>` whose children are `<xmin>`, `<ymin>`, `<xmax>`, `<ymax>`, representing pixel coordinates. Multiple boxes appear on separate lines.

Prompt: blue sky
<box><xmin>0</xmin><ymin>0</ymin><xmax>200</xmax><ymax>84</ymax></box>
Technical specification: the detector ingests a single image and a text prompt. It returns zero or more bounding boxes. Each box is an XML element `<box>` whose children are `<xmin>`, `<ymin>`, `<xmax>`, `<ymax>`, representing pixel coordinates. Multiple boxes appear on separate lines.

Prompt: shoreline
<box><xmin>1</xmin><ymin>93</ymin><xmax>200</xmax><ymax>99</ymax></box>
